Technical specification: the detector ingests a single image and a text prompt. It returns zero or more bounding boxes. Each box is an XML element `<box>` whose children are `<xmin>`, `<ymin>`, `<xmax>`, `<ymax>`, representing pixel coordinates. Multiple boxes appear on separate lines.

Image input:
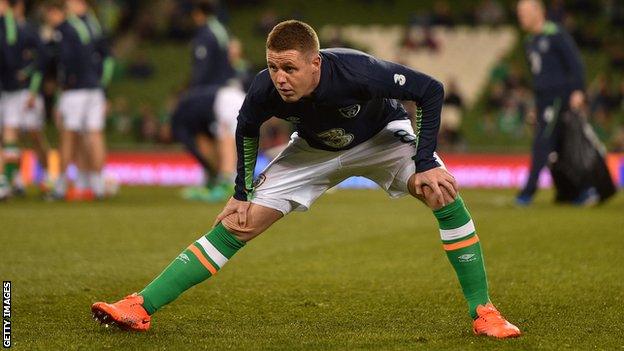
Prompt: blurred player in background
<box><xmin>92</xmin><ymin>20</ymin><xmax>521</xmax><ymax>339</ymax></box>
<box><xmin>45</xmin><ymin>0</ymin><xmax>114</xmax><ymax>200</ymax></box>
<box><xmin>189</xmin><ymin>0</ymin><xmax>235</xmax><ymax>88</ymax></box>
<box><xmin>179</xmin><ymin>0</ymin><xmax>242</xmax><ymax>201</ymax></box>
<box><xmin>0</xmin><ymin>153</ymin><xmax>7</xmax><ymax>199</ymax></box>
<box><xmin>173</xmin><ymin>84</ymin><xmax>245</xmax><ymax>202</ymax></box>
<box><xmin>515</xmin><ymin>0</ymin><xmax>593</xmax><ymax>206</ymax></box>
<box><xmin>0</xmin><ymin>0</ymin><xmax>49</xmax><ymax>196</ymax></box>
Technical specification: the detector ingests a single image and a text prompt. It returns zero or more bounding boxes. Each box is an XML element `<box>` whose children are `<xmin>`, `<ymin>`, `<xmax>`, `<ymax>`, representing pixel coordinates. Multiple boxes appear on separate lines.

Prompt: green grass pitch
<box><xmin>1</xmin><ymin>187</ymin><xmax>623</xmax><ymax>350</ymax></box>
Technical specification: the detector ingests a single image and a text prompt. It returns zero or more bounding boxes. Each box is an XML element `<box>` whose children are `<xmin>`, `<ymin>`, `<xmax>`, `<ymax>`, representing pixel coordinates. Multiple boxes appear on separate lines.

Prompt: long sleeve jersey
<box><xmin>51</xmin><ymin>14</ymin><xmax>112</xmax><ymax>90</ymax></box>
<box><xmin>189</xmin><ymin>16</ymin><xmax>235</xmax><ymax>88</ymax></box>
<box><xmin>0</xmin><ymin>11</ymin><xmax>46</xmax><ymax>92</ymax></box>
<box><xmin>525</xmin><ymin>21</ymin><xmax>585</xmax><ymax>96</ymax></box>
<box><xmin>234</xmin><ymin>48</ymin><xmax>444</xmax><ymax>201</ymax></box>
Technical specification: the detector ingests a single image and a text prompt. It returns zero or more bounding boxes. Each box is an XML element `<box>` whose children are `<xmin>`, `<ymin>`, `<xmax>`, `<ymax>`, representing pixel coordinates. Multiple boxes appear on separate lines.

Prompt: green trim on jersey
<box><xmin>101</xmin><ymin>57</ymin><xmax>115</xmax><ymax>87</ymax></box>
<box><xmin>525</xmin><ymin>21</ymin><xmax>559</xmax><ymax>42</ymax></box>
<box><xmin>4</xmin><ymin>9</ymin><xmax>17</xmax><ymax>45</ymax></box>
<box><xmin>29</xmin><ymin>71</ymin><xmax>43</xmax><ymax>93</ymax></box>
<box><xmin>542</xmin><ymin>21</ymin><xmax>559</xmax><ymax>35</ymax></box>
<box><xmin>86</xmin><ymin>12</ymin><xmax>102</xmax><ymax>39</ymax></box>
<box><xmin>411</xmin><ymin>106</ymin><xmax>423</xmax><ymax>163</ymax></box>
<box><xmin>68</xmin><ymin>15</ymin><xmax>91</xmax><ymax>44</ymax></box>
<box><xmin>243</xmin><ymin>137</ymin><xmax>259</xmax><ymax>200</ymax></box>
<box><xmin>207</xmin><ymin>16</ymin><xmax>229</xmax><ymax>50</ymax></box>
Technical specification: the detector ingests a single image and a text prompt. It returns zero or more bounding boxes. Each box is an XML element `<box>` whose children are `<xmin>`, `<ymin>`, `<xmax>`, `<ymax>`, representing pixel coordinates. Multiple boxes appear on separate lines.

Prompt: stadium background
<box><xmin>14</xmin><ymin>0</ymin><xmax>624</xmax><ymax>188</ymax></box>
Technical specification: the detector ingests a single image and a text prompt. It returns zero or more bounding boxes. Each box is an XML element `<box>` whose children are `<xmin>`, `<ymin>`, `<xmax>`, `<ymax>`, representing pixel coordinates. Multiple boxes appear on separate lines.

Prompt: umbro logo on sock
<box><xmin>458</xmin><ymin>254</ymin><xmax>477</xmax><ymax>263</ymax></box>
<box><xmin>176</xmin><ymin>253</ymin><xmax>190</xmax><ymax>264</ymax></box>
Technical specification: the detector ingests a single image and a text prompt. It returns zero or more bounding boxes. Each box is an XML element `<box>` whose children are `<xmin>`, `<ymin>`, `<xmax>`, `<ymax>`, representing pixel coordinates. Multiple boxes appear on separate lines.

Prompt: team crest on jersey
<box><xmin>394</xmin><ymin>73</ymin><xmax>406</xmax><ymax>86</ymax></box>
<box><xmin>195</xmin><ymin>45</ymin><xmax>208</xmax><ymax>59</ymax></box>
<box><xmin>538</xmin><ymin>38</ymin><xmax>550</xmax><ymax>52</ymax></box>
<box><xmin>317</xmin><ymin>128</ymin><xmax>354</xmax><ymax>148</ymax></box>
<box><xmin>252</xmin><ymin>173</ymin><xmax>266</xmax><ymax>188</ymax></box>
<box><xmin>338</xmin><ymin>104</ymin><xmax>361</xmax><ymax>118</ymax></box>
<box><xmin>53</xmin><ymin>30</ymin><xmax>63</xmax><ymax>42</ymax></box>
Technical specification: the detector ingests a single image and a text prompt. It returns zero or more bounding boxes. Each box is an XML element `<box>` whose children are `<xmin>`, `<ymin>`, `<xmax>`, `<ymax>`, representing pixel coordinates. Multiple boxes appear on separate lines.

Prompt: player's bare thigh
<box><xmin>221</xmin><ymin>203</ymin><xmax>283</xmax><ymax>242</ymax></box>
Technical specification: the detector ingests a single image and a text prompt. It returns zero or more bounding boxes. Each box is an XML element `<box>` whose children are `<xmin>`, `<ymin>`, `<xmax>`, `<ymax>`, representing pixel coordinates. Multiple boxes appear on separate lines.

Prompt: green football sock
<box><xmin>139</xmin><ymin>223</ymin><xmax>245</xmax><ymax>314</ymax></box>
<box><xmin>433</xmin><ymin>196</ymin><xmax>489</xmax><ymax>319</ymax></box>
<box><xmin>3</xmin><ymin>144</ymin><xmax>20</xmax><ymax>183</ymax></box>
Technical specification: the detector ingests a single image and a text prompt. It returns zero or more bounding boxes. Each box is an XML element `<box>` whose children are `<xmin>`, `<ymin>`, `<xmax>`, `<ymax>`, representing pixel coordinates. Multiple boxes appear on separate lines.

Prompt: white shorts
<box><xmin>213</xmin><ymin>85</ymin><xmax>245</xmax><ymax>136</ymax></box>
<box><xmin>0</xmin><ymin>90</ymin><xmax>45</xmax><ymax>130</ymax></box>
<box><xmin>58</xmin><ymin>89</ymin><xmax>106</xmax><ymax>132</ymax></box>
<box><xmin>251</xmin><ymin>119</ymin><xmax>445</xmax><ymax>215</ymax></box>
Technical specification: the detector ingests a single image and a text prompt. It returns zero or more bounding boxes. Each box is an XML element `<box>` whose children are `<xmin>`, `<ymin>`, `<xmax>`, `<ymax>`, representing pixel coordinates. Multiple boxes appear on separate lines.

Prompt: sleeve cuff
<box><xmin>414</xmin><ymin>158</ymin><xmax>441</xmax><ymax>173</ymax></box>
<box><xmin>233</xmin><ymin>193</ymin><xmax>248</xmax><ymax>201</ymax></box>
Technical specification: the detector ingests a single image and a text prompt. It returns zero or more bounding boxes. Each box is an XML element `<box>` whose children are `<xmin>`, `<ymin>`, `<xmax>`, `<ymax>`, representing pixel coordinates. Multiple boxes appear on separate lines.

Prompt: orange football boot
<box><xmin>91</xmin><ymin>293</ymin><xmax>151</xmax><ymax>331</ymax></box>
<box><xmin>66</xmin><ymin>187</ymin><xmax>95</xmax><ymax>201</ymax></box>
<box><xmin>472</xmin><ymin>303</ymin><xmax>521</xmax><ymax>338</ymax></box>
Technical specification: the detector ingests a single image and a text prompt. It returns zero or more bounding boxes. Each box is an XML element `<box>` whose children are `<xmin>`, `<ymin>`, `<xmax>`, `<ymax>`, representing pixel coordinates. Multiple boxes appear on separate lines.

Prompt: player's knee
<box><xmin>221</xmin><ymin>213</ymin><xmax>264</xmax><ymax>242</ymax></box>
<box><xmin>407</xmin><ymin>176</ymin><xmax>430</xmax><ymax>206</ymax></box>
<box><xmin>410</xmin><ymin>188</ymin><xmax>438</xmax><ymax>209</ymax></box>
<box><xmin>422</xmin><ymin>186</ymin><xmax>457</xmax><ymax>210</ymax></box>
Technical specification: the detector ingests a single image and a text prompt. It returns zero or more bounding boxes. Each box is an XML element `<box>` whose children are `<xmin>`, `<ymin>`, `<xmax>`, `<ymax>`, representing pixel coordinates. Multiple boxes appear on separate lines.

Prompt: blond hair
<box><xmin>266</xmin><ymin>20</ymin><xmax>320</xmax><ymax>55</ymax></box>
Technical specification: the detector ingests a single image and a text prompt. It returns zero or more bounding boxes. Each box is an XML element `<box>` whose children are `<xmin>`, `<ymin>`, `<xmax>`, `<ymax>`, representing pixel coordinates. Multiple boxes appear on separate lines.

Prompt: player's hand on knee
<box><xmin>214</xmin><ymin>197</ymin><xmax>251</xmax><ymax>228</ymax></box>
<box><xmin>409</xmin><ymin>167</ymin><xmax>458</xmax><ymax>208</ymax></box>
<box><xmin>421</xmin><ymin>183</ymin><xmax>455</xmax><ymax>209</ymax></box>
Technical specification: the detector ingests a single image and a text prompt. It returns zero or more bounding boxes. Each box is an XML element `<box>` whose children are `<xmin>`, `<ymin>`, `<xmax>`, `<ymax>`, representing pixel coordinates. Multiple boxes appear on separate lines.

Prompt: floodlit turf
<box><xmin>1</xmin><ymin>187</ymin><xmax>623</xmax><ymax>350</ymax></box>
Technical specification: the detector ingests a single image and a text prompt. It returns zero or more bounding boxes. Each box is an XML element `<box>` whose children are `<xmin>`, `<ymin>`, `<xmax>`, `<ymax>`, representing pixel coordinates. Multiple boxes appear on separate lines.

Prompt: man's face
<box><xmin>66</xmin><ymin>0</ymin><xmax>87</xmax><ymax>16</ymax></box>
<box><xmin>267</xmin><ymin>49</ymin><xmax>320</xmax><ymax>103</ymax></box>
<box><xmin>516</xmin><ymin>1</ymin><xmax>541</xmax><ymax>33</ymax></box>
<box><xmin>45</xmin><ymin>7</ymin><xmax>65</xmax><ymax>26</ymax></box>
<box><xmin>191</xmin><ymin>9</ymin><xmax>205</xmax><ymax>27</ymax></box>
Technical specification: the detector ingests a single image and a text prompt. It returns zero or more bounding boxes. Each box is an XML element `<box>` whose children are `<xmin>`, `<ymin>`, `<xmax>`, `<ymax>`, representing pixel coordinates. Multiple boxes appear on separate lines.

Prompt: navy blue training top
<box><xmin>525</xmin><ymin>21</ymin><xmax>585</xmax><ymax>97</ymax></box>
<box><xmin>189</xmin><ymin>17</ymin><xmax>235</xmax><ymax>88</ymax></box>
<box><xmin>0</xmin><ymin>16</ymin><xmax>46</xmax><ymax>91</ymax></box>
<box><xmin>234</xmin><ymin>48</ymin><xmax>444</xmax><ymax>201</ymax></box>
<box><xmin>171</xmin><ymin>85</ymin><xmax>219</xmax><ymax>136</ymax></box>
<box><xmin>51</xmin><ymin>16</ymin><xmax>110</xmax><ymax>90</ymax></box>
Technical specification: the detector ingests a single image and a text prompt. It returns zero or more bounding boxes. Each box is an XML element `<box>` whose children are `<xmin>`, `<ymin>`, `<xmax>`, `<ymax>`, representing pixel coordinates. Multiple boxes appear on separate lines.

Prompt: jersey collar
<box><xmin>308</xmin><ymin>52</ymin><xmax>331</xmax><ymax>102</ymax></box>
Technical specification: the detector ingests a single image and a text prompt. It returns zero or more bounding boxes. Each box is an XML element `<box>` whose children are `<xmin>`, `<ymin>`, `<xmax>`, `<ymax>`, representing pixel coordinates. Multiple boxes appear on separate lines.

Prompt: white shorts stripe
<box><xmin>439</xmin><ymin>220</ymin><xmax>476</xmax><ymax>241</ymax></box>
<box><xmin>196</xmin><ymin>237</ymin><xmax>228</xmax><ymax>268</ymax></box>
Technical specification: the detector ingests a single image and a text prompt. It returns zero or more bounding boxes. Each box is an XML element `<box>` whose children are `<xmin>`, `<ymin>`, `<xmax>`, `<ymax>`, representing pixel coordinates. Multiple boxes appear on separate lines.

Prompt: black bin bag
<box><xmin>549</xmin><ymin>110</ymin><xmax>617</xmax><ymax>203</ymax></box>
